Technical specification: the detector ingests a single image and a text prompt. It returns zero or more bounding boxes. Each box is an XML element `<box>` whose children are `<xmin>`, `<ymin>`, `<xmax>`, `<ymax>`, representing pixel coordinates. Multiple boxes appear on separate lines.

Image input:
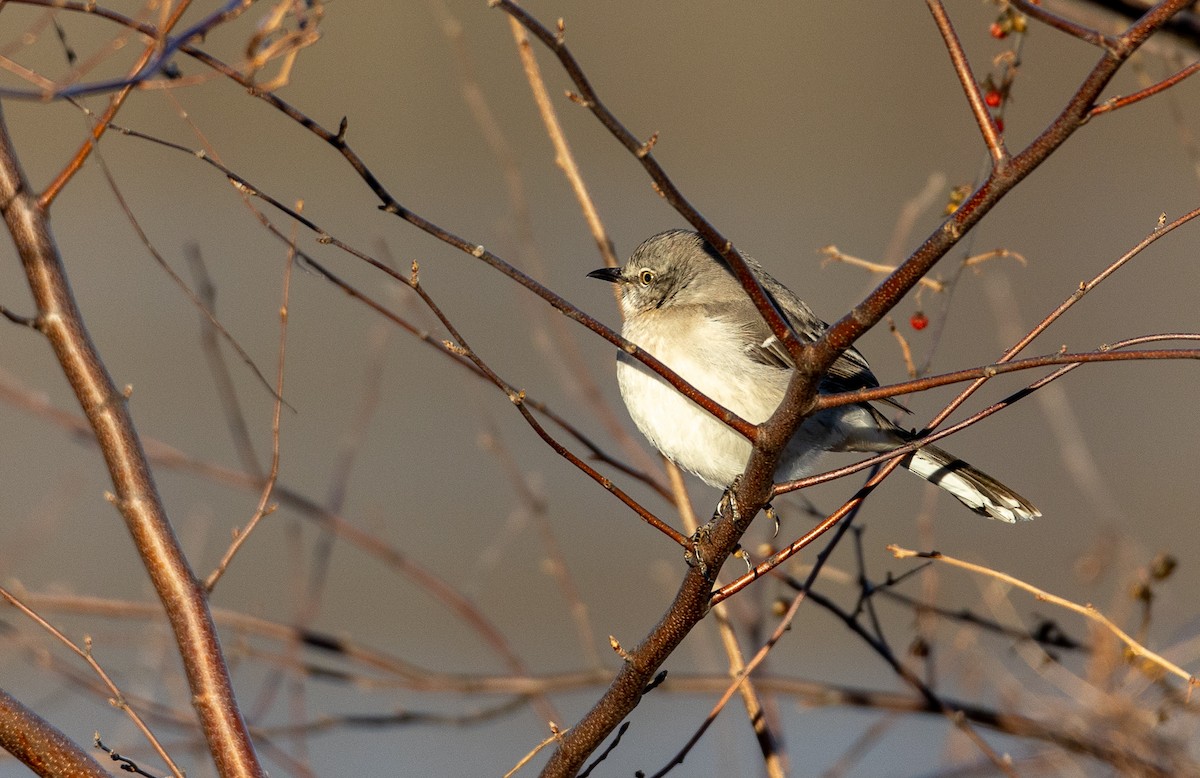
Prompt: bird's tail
<box><xmin>902</xmin><ymin>444</ymin><xmax>1040</xmax><ymax>523</ymax></box>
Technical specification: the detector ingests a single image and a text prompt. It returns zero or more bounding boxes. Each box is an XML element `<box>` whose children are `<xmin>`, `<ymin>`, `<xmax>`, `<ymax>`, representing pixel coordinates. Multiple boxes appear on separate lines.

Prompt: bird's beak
<box><xmin>586</xmin><ymin>266</ymin><xmax>623</xmax><ymax>283</ymax></box>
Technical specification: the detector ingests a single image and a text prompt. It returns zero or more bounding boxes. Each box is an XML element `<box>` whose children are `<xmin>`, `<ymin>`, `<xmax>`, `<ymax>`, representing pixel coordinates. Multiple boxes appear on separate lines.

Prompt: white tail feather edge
<box><xmin>903</xmin><ymin>445</ymin><xmax>1040</xmax><ymax>523</ymax></box>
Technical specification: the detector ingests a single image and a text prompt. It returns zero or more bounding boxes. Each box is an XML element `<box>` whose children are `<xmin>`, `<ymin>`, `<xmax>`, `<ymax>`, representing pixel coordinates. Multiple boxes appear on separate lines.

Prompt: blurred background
<box><xmin>0</xmin><ymin>1</ymin><xmax>1197</xmax><ymax>775</ymax></box>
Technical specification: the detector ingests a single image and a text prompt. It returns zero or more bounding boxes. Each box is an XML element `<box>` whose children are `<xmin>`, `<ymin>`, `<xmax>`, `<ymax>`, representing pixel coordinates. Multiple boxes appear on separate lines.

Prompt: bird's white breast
<box><xmin>617</xmin><ymin>308</ymin><xmax>788</xmax><ymax>488</ymax></box>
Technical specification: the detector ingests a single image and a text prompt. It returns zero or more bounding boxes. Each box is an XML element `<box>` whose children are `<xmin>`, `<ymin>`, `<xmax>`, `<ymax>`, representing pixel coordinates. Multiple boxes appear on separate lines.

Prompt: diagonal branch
<box><xmin>0</xmin><ymin>586</ymin><xmax>184</xmax><ymax>777</ymax></box>
<box><xmin>493</xmin><ymin>0</ymin><xmax>805</xmax><ymax>368</ymax></box>
<box><xmin>0</xmin><ymin>105</ymin><xmax>264</xmax><ymax>777</ymax></box>
<box><xmin>888</xmin><ymin>546</ymin><xmax>1199</xmax><ymax>689</ymax></box>
<box><xmin>0</xmin><ymin>686</ymin><xmax>109</xmax><ymax>777</ymax></box>
<box><xmin>812</xmin><ymin>0</ymin><xmax>1194</xmax><ymax>392</ymax></box>
<box><xmin>523</xmin><ymin>2</ymin><xmax>1195</xmax><ymax>773</ymax></box>
<box><xmin>928</xmin><ymin>0</ymin><xmax>1009</xmax><ymax>163</ymax></box>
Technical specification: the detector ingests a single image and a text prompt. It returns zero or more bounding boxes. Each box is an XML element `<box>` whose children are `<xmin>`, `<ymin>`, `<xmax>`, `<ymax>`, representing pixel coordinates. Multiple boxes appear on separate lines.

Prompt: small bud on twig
<box><xmin>636</xmin><ymin>132</ymin><xmax>659</xmax><ymax>158</ymax></box>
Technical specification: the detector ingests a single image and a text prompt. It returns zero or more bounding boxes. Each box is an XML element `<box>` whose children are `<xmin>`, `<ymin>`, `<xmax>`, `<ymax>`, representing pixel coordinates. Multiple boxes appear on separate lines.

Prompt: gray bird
<box><xmin>588</xmin><ymin>229</ymin><xmax>1039</xmax><ymax>523</ymax></box>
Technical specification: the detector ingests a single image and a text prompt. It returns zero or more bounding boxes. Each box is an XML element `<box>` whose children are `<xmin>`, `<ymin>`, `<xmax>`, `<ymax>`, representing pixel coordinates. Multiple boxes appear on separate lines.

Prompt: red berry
<box><xmin>910</xmin><ymin>312</ymin><xmax>929</xmax><ymax>331</ymax></box>
<box><xmin>990</xmin><ymin>21</ymin><xmax>1008</xmax><ymax>39</ymax></box>
<box><xmin>994</xmin><ymin>117</ymin><xmax>1005</xmax><ymax>133</ymax></box>
<box><xmin>985</xmin><ymin>90</ymin><xmax>1002</xmax><ymax>108</ymax></box>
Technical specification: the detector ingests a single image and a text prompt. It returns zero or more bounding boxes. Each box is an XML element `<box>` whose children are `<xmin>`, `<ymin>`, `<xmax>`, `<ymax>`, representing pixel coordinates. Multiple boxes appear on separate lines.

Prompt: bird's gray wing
<box><xmin>711</xmin><ymin>283</ymin><xmax>907</xmax><ymax>412</ymax></box>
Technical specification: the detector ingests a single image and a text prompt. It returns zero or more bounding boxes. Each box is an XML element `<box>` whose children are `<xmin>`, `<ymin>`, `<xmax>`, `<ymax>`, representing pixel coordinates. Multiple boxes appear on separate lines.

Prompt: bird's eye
<box><xmin>638</xmin><ymin>269</ymin><xmax>655</xmax><ymax>286</ymax></box>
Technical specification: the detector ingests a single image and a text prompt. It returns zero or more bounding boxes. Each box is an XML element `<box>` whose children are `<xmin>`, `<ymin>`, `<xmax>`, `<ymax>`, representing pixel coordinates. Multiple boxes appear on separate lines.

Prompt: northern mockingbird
<box><xmin>588</xmin><ymin>229</ymin><xmax>1039</xmax><ymax>523</ymax></box>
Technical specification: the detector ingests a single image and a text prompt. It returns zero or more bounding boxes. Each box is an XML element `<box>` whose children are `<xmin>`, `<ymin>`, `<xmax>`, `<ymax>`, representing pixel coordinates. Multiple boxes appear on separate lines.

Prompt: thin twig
<box><xmin>645</xmin><ymin>495</ymin><xmax>870</xmax><ymax>777</ymax></box>
<box><xmin>186</xmin><ymin>245</ymin><xmax>265</xmax><ymax>478</ymax></box>
<box><xmin>1089</xmin><ymin>57</ymin><xmax>1200</xmax><ymax>117</ymax></box>
<box><xmin>506</xmin><ymin>15</ymin><xmax>619</xmax><ymax>269</ymax></box>
<box><xmin>204</xmin><ymin>206</ymin><xmax>295</xmax><ymax>591</ymax></box>
<box><xmin>887</xmin><ymin>546</ymin><xmax>1199</xmax><ymax>690</ymax></box>
<box><xmin>888</xmin><ymin>319</ymin><xmax>918</xmax><ymax>379</ymax></box>
<box><xmin>820</xmin><ymin>246</ymin><xmax>947</xmax><ymax>292</ymax></box>
<box><xmin>1010</xmin><ymin>0</ymin><xmax>1120</xmax><ymax>49</ymax></box>
<box><xmin>785</xmin><ymin>578</ymin><xmax>1019</xmax><ymax>777</ymax></box>
<box><xmin>813</xmin><ymin>343</ymin><xmax>1200</xmax><ymax>411</ymax></box>
<box><xmin>671</xmin><ymin>466</ymin><xmax>787</xmax><ymax>778</ymax></box>
<box><xmin>39</xmin><ymin>0</ymin><xmax>203</xmax><ymax>207</ymax></box>
<box><xmin>0</xmin><ymin>101</ymin><xmax>265</xmax><ymax>777</ymax></box>
<box><xmin>821</xmin><ymin>245</ymin><xmax>1027</xmax><ymax>292</ymax></box>
<box><xmin>407</xmin><ymin>268</ymin><xmax>688</xmax><ymax>546</ymax></box>
<box><xmin>0</xmin><ymin>586</ymin><xmax>185</xmax><ymax>777</ymax></box>
<box><xmin>505</xmin><ymin>724</ymin><xmax>570</xmax><ymax>778</ymax></box>
<box><xmin>928</xmin><ymin>0</ymin><xmax>1008</xmax><ymax>165</ymax></box>
<box><xmin>915</xmin><ymin>201</ymin><xmax>1200</xmax><ymax>434</ymax></box>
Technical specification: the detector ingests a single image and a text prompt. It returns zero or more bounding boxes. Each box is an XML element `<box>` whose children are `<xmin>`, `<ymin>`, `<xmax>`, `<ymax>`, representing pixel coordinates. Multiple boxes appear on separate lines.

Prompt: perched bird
<box><xmin>588</xmin><ymin>229</ymin><xmax>1039</xmax><ymax>523</ymax></box>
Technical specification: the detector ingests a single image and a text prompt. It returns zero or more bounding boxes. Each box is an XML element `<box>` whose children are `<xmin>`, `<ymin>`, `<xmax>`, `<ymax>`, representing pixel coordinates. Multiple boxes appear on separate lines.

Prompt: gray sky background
<box><xmin>0</xmin><ymin>2</ymin><xmax>1197</xmax><ymax>775</ymax></box>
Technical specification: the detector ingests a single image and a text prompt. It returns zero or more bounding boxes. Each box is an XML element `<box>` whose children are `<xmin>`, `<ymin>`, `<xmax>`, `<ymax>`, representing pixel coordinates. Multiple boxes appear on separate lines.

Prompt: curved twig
<box><xmin>888</xmin><ymin>546</ymin><xmax>1199</xmax><ymax>690</ymax></box>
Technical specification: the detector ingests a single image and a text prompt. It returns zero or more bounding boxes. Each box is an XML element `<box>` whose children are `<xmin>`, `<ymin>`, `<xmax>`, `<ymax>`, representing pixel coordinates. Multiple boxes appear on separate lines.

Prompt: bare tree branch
<box><xmin>0</xmin><ymin>104</ymin><xmax>264</xmax><ymax>777</ymax></box>
<box><xmin>0</xmin><ymin>685</ymin><xmax>109</xmax><ymax>778</ymax></box>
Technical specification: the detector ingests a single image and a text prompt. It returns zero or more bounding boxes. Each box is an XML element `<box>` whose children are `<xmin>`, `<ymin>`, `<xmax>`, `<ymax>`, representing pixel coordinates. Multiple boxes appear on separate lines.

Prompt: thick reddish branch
<box><xmin>0</xmin><ymin>686</ymin><xmax>108</xmax><ymax>777</ymax></box>
<box><xmin>0</xmin><ymin>108</ymin><xmax>264</xmax><ymax>777</ymax></box>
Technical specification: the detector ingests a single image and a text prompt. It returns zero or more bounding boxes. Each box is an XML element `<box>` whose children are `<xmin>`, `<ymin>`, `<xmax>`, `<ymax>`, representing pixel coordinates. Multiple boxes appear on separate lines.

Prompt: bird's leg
<box><xmin>684</xmin><ymin>522</ymin><xmax>713</xmax><ymax>577</ymax></box>
<box><xmin>685</xmin><ymin>482</ymin><xmax>741</xmax><ymax>576</ymax></box>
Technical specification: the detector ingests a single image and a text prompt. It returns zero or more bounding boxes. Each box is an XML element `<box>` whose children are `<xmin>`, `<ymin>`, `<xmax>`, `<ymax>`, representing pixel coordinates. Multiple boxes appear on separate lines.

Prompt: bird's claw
<box><xmin>684</xmin><ymin>519</ymin><xmax>715</xmax><ymax>577</ymax></box>
<box><xmin>764</xmin><ymin>503</ymin><xmax>780</xmax><ymax>538</ymax></box>
<box><xmin>732</xmin><ymin>545</ymin><xmax>753</xmax><ymax>574</ymax></box>
<box><xmin>685</xmin><ymin>486</ymin><xmax>741</xmax><ymax>577</ymax></box>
